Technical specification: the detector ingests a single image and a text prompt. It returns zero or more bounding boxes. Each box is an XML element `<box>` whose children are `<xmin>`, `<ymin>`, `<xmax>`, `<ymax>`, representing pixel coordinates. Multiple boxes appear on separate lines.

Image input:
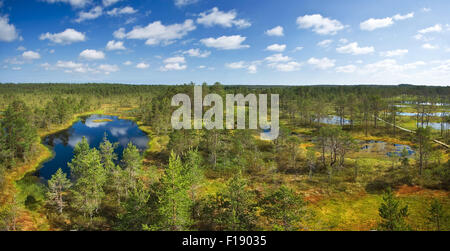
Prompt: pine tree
<box><xmin>415</xmin><ymin>127</ymin><xmax>432</xmax><ymax>175</ymax></box>
<box><xmin>0</xmin><ymin>194</ymin><xmax>21</xmax><ymax>231</ymax></box>
<box><xmin>183</xmin><ymin>149</ymin><xmax>204</xmax><ymax>221</ymax></box>
<box><xmin>427</xmin><ymin>199</ymin><xmax>445</xmax><ymax>231</ymax></box>
<box><xmin>286</xmin><ymin>136</ymin><xmax>301</xmax><ymax>170</ymax></box>
<box><xmin>122</xmin><ymin>142</ymin><xmax>142</xmax><ymax>191</ymax></box>
<box><xmin>260</xmin><ymin>185</ymin><xmax>306</xmax><ymax>230</ymax></box>
<box><xmin>99</xmin><ymin>133</ymin><xmax>118</xmax><ymax>171</ymax></box>
<box><xmin>46</xmin><ymin>168</ymin><xmax>72</xmax><ymax>214</ymax></box>
<box><xmin>215</xmin><ymin>172</ymin><xmax>257</xmax><ymax>231</ymax></box>
<box><xmin>158</xmin><ymin>151</ymin><xmax>192</xmax><ymax>230</ymax></box>
<box><xmin>116</xmin><ymin>180</ymin><xmax>151</xmax><ymax>231</ymax></box>
<box><xmin>70</xmin><ymin>136</ymin><xmax>90</xmax><ymax>179</ymax></box>
<box><xmin>378</xmin><ymin>188</ymin><xmax>410</xmax><ymax>231</ymax></box>
<box><xmin>99</xmin><ymin>134</ymin><xmax>126</xmax><ymax>203</ymax></box>
<box><xmin>69</xmin><ymin>143</ymin><xmax>107</xmax><ymax>220</ymax></box>
<box><xmin>2</xmin><ymin>100</ymin><xmax>37</xmax><ymax>164</ymax></box>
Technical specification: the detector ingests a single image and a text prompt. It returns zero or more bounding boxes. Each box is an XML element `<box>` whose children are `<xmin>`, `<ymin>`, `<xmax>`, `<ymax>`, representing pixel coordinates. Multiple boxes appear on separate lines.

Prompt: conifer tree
<box><xmin>184</xmin><ymin>149</ymin><xmax>204</xmax><ymax>221</ymax></box>
<box><xmin>116</xmin><ymin>181</ymin><xmax>151</xmax><ymax>231</ymax></box>
<box><xmin>2</xmin><ymin>100</ymin><xmax>37</xmax><ymax>164</ymax></box>
<box><xmin>46</xmin><ymin>168</ymin><xmax>72</xmax><ymax>214</ymax></box>
<box><xmin>70</xmin><ymin>136</ymin><xmax>90</xmax><ymax>179</ymax></box>
<box><xmin>69</xmin><ymin>143</ymin><xmax>107</xmax><ymax>220</ymax></box>
<box><xmin>158</xmin><ymin>151</ymin><xmax>192</xmax><ymax>230</ymax></box>
<box><xmin>122</xmin><ymin>142</ymin><xmax>142</xmax><ymax>191</ymax></box>
<box><xmin>415</xmin><ymin>127</ymin><xmax>432</xmax><ymax>175</ymax></box>
<box><xmin>427</xmin><ymin>199</ymin><xmax>445</xmax><ymax>231</ymax></box>
<box><xmin>215</xmin><ymin>172</ymin><xmax>257</xmax><ymax>231</ymax></box>
<box><xmin>261</xmin><ymin>185</ymin><xmax>306</xmax><ymax>230</ymax></box>
<box><xmin>99</xmin><ymin>133</ymin><xmax>118</xmax><ymax>171</ymax></box>
<box><xmin>378</xmin><ymin>188</ymin><xmax>410</xmax><ymax>231</ymax></box>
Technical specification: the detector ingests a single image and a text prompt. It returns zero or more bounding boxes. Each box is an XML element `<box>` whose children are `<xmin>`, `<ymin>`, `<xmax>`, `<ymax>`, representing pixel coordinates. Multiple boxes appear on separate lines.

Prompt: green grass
<box><xmin>306</xmin><ymin>190</ymin><xmax>449</xmax><ymax>231</ymax></box>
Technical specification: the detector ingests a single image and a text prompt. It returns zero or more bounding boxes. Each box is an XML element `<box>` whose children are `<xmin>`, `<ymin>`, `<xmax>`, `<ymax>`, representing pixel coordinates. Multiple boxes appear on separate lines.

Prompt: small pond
<box><xmin>36</xmin><ymin>114</ymin><xmax>149</xmax><ymax>180</ymax></box>
<box><xmin>416</xmin><ymin>122</ymin><xmax>449</xmax><ymax>130</ymax></box>
<box><xmin>398</xmin><ymin>112</ymin><xmax>448</xmax><ymax>117</ymax></box>
<box><xmin>316</xmin><ymin>116</ymin><xmax>351</xmax><ymax>125</ymax></box>
<box><xmin>360</xmin><ymin>140</ymin><xmax>415</xmax><ymax>158</ymax></box>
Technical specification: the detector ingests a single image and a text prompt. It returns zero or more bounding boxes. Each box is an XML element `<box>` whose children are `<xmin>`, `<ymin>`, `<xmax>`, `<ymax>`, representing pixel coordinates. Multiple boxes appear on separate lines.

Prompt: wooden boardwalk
<box><xmin>376</xmin><ymin>117</ymin><xmax>449</xmax><ymax>149</ymax></box>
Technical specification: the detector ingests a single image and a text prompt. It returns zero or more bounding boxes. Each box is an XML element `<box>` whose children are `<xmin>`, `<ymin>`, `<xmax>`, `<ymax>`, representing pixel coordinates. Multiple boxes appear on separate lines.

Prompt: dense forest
<box><xmin>0</xmin><ymin>83</ymin><xmax>449</xmax><ymax>231</ymax></box>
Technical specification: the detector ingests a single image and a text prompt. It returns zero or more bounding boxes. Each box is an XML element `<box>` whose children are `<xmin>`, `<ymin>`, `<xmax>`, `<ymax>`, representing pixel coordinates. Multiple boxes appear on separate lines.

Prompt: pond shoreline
<box><xmin>3</xmin><ymin>106</ymin><xmax>147</xmax><ymax>230</ymax></box>
<box><xmin>35</xmin><ymin>114</ymin><xmax>150</xmax><ymax>180</ymax></box>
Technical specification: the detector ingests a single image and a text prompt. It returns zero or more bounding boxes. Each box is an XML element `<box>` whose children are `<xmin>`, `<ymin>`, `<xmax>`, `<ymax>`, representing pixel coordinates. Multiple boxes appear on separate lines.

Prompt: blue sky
<box><xmin>0</xmin><ymin>0</ymin><xmax>449</xmax><ymax>85</ymax></box>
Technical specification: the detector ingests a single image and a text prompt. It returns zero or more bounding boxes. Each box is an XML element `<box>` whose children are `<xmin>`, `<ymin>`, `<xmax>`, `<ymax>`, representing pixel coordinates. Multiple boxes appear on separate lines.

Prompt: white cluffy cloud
<box><xmin>269</xmin><ymin>61</ymin><xmax>302</xmax><ymax>72</ymax></box>
<box><xmin>113</xmin><ymin>28</ymin><xmax>126</xmax><ymax>39</ymax></box>
<box><xmin>393</xmin><ymin>12</ymin><xmax>414</xmax><ymax>20</ymax></box>
<box><xmin>98</xmin><ymin>64</ymin><xmax>119</xmax><ymax>73</ymax></box>
<box><xmin>336</xmin><ymin>42</ymin><xmax>374</xmax><ymax>55</ymax></box>
<box><xmin>296</xmin><ymin>14</ymin><xmax>344</xmax><ymax>35</ymax></box>
<box><xmin>55</xmin><ymin>60</ymin><xmax>84</xmax><ymax>71</ymax></box>
<box><xmin>160</xmin><ymin>56</ymin><xmax>187</xmax><ymax>71</ymax></box>
<box><xmin>266</xmin><ymin>43</ymin><xmax>286</xmax><ymax>52</ymax></box>
<box><xmin>75</xmin><ymin>6</ymin><xmax>102</xmax><ymax>23</ymax></box>
<box><xmin>22</xmin><ymin>51</ymin><xmax>41</xmax><ymax>60</ymax></box>
<box><xmin>40</xmin><ymin>28</ymin><xmax>86</xmax><ymax>45</ymax></box>
<box><xmin>0</xmin><ymin>16</ymin><xmax>20</xmax><ymax>42</ymax></box>
<box><xmin>360</xmin><ymin>17</ymin><xmax>393</xmax><ymax>31</ymax></box>
<box><xmin>79</xmin><ymin>49</ymin><xmax>105</xmax><ymax>60</ymax></box>
<box><xmin>336</xmin><ymin>64</ymin><xmax>357</xmax><ymax>73</ymax></box>
<box><xmin>422</xmin><ymin>43</ymin><xmax>439</xmax><ymax>50</ymax></box>
<box><xmin>265</xmin><ymin>26</ymin><xmax>284</xmax><ymax>36</ymax></box>
<box><xmin>136</xmin><ymin>62</ymin><xmax>149</xmax><ymax>69</ymax></box>
<box><xmin>164</xmin><ymin>56</ymin><xmax>185</xmax><ymax>64</ymax></box>
<box><xmin>174</xmin><ymin>0</ymin><xmax>198</xmax><ymax>7</ymax></box>
<box><xmin>121</xmin><ymin>19</ymin><xmax>196</xmax><ymax>46</ymax></box>
<box><xmin>53</xmin><ymin>61</ymin><xmax>86</xmax><ymax>73</ymax></box>
<box><xmin>107</xmin><ymin>6</ymin><xmax>137</xmax><ymax>16</ymax></box>
<box><xmin>360</xmin><ymin>12</ymin><xmax>414</xmax><ymax>31</ymax></box>
<box><xmin>308</xmin><ymin>57</ymin><xmax>335</xmax><ymax>69</ymax></box>
<box><xmin>225</xmin><ymin>61</ymin><xmax>259</xmax><ymax>74</ymax></box>
<box><xmin>183</xmin><ymin>48</ymin><xmax>211</xmax><ymax>58</ymax></box>
<box><xmin>265</xmin><ymin>54</ymin><xmax>291</xmax><ymax>63</ymax></box>
<box><xmin>317</xmin><ymin>39</ymin><xmax>333</xmax><ymax>48</ymax></box>
<box><xmin>418</xmin><ymin>24</ymin><xmax>442</xmax><ymax>34</ymax></box>
<box><xmin>106</xmin><ymin>40</ymin><xmax>126</xmax><ymax>50</ymax></box>
<box><xmin>414</xmin><ymin>24</ymin><xmax>443</xmax><ymax>41</ymax></box>
<box><xmin>103</xmin><ymin>0</ymin><xmax>121</xmax><ymax>7</ymax></box>
<box><xmin>200</xmin><ymin>35</ymin><xmax>249</xmax><ymax>50</ymax></box>
<box><xmin>50</xmin><ymin>60</ymin><xmax>118</xmax><ymax>75</ymax></box>
<box><xmin>265</xmin><ymin>54</ymin><xmax>301</xmax><ymax>72</ymax></box>
<box><xmin>197</xmin><ymin>7</ymin><xmax>251</xmax><ymax>29</ymax></box>
<box><xmin>43</xmin><ymin>0</ymin><xmax>90</xmax><ymax>8</ymax></box>
<box><xmin>226</xmin><ymin>61</ymin><xmax>245</xmax><ymax>69</ymax></box>
<box><xmin>362</xmin><ymin>59</ymin><xmax>425</xmax><ymax>74</ymax></box>
<box><xmin>380</xmin><ymin>49</ymin><xmax>408</xmax><ymax>57</ymax></box>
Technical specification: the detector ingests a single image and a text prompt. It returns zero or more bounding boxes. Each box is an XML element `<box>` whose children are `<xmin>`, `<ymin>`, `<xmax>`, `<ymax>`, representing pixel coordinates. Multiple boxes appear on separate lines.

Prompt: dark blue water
<box><xmin>37</xmin><ymin>114</ymin><xmax>149</xmax><ymax>180</ymax></box>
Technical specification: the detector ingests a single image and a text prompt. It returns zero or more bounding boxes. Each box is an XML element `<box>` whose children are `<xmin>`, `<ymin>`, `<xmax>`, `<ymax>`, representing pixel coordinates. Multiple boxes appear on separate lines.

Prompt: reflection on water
<box><xmin>398</xmin><ymin>112</ymin><xmax>448</xmax><ymax>117</ymax></box>
<box><xmin>317</xmin><ymin>115</ymin><xmax>351</xmax><ymax>125</ymax></box>
<box><xmin>38</xmin><ymin>114</ymin><xmax>149</xmax><ymax>180</ymax></box>
<box><xmin>416</xmin><ymin>122</ymin><xmax>449</xmax><ymax>130</ymax></box>
<box><xmin>360</xmin><ymin>140</ymin><xmax>415</xmax><ymax>158</ymax></box>
<box><xmin>399</xmin><ymin>101</ymin><xmax>449</xmax><ymax>106</ymax></box>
